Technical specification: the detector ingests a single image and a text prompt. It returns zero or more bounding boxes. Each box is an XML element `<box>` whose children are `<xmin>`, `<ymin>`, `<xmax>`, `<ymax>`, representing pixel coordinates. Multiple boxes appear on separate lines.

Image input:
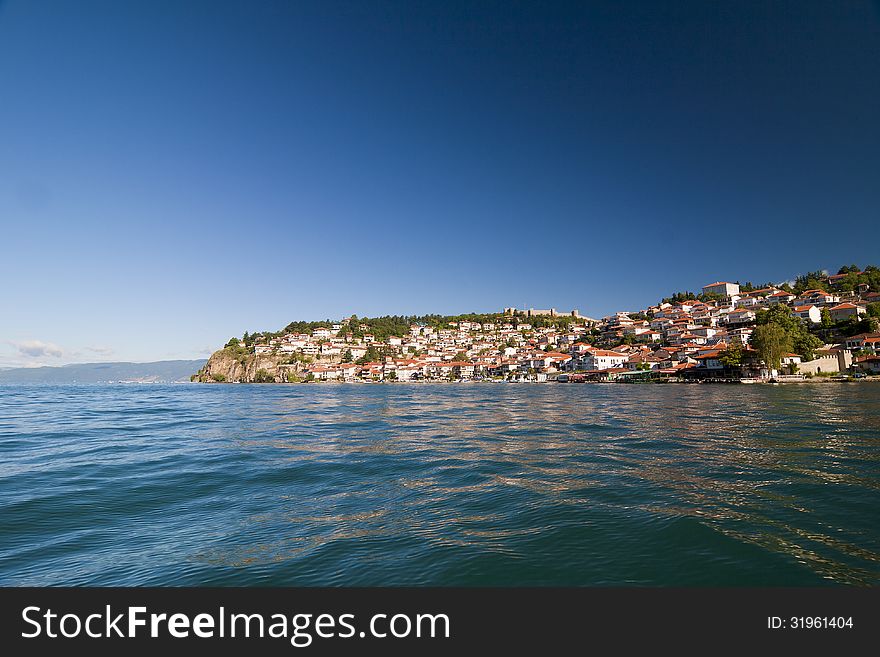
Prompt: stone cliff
<box><xmin>192</xmin><ymin>346</ymin><xmax>341</xmax><ymax>383</ymax></box>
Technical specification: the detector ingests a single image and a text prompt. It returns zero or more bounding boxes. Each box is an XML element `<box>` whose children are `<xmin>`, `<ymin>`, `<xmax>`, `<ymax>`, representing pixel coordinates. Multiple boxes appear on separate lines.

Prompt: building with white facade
<box><xmin>701</xmin><ymin>281</ymin><xmax>740</xmax><ymax>298</ymax></box>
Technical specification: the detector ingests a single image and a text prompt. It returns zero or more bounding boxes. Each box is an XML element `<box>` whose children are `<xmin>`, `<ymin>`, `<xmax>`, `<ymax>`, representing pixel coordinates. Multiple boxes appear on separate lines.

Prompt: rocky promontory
<box><xmin>192</xmin><ymin>343</ymin><xmax>341</xmax><ymax>383</ymax></box>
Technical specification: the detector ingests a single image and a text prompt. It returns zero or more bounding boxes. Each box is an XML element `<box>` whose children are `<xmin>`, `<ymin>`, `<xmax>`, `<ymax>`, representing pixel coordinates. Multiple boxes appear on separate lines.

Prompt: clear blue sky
<box><xmin>1</xmin><ymin>0</ymin><xmax>878</xmax><ymax>366</ymax></box>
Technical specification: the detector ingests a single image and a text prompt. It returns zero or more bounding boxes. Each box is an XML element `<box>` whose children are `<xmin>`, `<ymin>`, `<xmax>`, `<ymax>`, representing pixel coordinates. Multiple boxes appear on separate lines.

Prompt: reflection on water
<box><xmin>0</xmin><ymin>383</ymin><xmax>878</xmax><ymax>586</ymax></box>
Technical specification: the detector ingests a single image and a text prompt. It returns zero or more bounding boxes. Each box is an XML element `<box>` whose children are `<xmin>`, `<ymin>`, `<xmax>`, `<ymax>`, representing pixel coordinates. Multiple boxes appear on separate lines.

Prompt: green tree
<box><xmin>662</xmin><ymin>291</ymin><xmax>697</xmax><ymax>305</ymax></box>
<box><xmin>756</xmin><ymin>304</ymin><xmax>822</xmax><ymax>360</ymax></box>
<box><xmin>820</xmin><ymin>307</ymin><xmax>833</xmax><ymax>328</ymax></box>
<box><xmin>792</xmin><ymin>270</ymin><xmax>830</xmax><ymax>294</ymax></box>
<box><xmin>356</xmin><ymin>346</ymin><xmax>381</xmax><ymax>364</ymax></box>
<box><xmin>719</xmin><ymin>342</ymin><xmax>744</xmax><ymax>368</ymax></box>
<box><xmin>794</xmin><ymin>332</ymin><xmax>822</xmax><ymax>361</ymax></box>
<box><xmin>225</xmin><ymin>337</ymin><xmax>240</xmax><ymax>348</ymax></box>
<box><xmin>454</xmin><ymin>351</ymin><xmax>469</xmax><ymax>361</ymax></box>
<box><xmin>342</xmin><ymin>349</ymin><xmax>353</xmax><ymax>363</ymax></box>
<box><xmin>253</xmin><ymin>369</ymin><xmax>274</xmax><ymax>383</ymax></box>
<box><xmin>867</xmin><ymin>303</ymin><xmax>880</xmax><ymax>319</ymax></box>
<box><xmin>752</xmin><ymin>324</ymin><xmax>792</xmax><ymax>370</ymax></box>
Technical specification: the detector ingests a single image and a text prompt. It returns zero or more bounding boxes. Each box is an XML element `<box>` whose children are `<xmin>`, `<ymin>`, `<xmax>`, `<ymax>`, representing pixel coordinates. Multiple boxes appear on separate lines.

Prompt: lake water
<box><xmin>1</xmin><ymin>383</ymin><xmax>878</xmax><ymax>586</ymax></box>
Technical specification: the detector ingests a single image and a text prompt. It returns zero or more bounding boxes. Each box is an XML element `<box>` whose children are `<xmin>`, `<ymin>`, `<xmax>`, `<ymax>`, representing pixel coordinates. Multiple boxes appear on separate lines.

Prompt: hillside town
<box><xmin>198</xmin><ymin>267</ymin><xmax>880</xmax><ymax>384</ymax></box>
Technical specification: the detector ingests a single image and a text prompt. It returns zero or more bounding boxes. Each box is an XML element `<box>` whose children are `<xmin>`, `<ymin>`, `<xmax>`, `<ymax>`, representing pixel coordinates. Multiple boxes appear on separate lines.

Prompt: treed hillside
<box><xmin>235</xmin><ymin>312</ymin><xmax>580</xmax><ymax>349</ymax></box>
<box><xmin>663</xmin><ymin>265</ymin><xmax>880</xmax><ymax>305</ymax></box>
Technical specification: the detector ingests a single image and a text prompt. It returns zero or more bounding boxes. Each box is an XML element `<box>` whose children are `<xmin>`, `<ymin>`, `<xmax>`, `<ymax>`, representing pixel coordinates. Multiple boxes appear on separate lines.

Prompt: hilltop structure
<box><xmin>503</xmin><ymin>307</ymin><xmax>592</xmax><ymax>320</ymax></box>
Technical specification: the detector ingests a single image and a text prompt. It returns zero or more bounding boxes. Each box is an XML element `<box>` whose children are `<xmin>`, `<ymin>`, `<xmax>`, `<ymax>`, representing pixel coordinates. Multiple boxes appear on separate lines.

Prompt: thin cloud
<box><xmin>85</xmin><ymin>346</ymin><xmax>115</xmax><ymax>356</ymax></box>
<box><xmin>14</xmin><ymin>340</ymin><xmax>63</xmax><ymax>358</ymax></box>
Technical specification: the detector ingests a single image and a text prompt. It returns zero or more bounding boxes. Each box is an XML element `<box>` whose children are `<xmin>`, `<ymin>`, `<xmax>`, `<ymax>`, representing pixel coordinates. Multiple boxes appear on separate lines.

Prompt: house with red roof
<box><xmin>854</xmin><ymin>355</ymin><xmax>880</xmax><ymax>374</ymax></box>
<box><xmin>766</xmin><ymin>290</ymin><xmax>796</xmax><ymax>305</ymax></box>
<box><xmin>829</xmin><ymin>303</ymin><xmax>866</xmax><ymax>322</ymax></box>
<box><xmin>794</xmin><ymin>290</ymin><xmax>841</xmax><ymax>307</ymax></box>
<box><xmin>792</xmin><ymin>304</ymin><xmax>822</xmax><ymax>324</ymax></box>
<box><xmin>579</xmin><ymin>349</ymin><xmax>628</xmax><ymax>371</ymax></box>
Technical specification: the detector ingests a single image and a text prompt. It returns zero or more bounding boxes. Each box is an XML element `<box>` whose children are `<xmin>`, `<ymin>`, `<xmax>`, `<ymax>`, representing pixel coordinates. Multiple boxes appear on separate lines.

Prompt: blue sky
<box><xmin>1</xmin><ymin>0</ymin><xmax>879</xmax><ymax>366</ymax></box>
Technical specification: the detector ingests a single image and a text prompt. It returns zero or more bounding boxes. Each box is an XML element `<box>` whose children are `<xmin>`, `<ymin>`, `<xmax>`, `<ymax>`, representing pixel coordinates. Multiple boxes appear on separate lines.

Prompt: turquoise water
<box><xmin>0</xmin><ymin>383</ymin><xmax>878</xmax><ymax>586</ymax></box>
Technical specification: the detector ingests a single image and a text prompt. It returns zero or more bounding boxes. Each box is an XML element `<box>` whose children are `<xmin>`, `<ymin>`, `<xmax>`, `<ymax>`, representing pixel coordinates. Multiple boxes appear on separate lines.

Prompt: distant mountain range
<box><xmin>0</xmin><ymin>360</ymin><xmax>206</xmax><ymax>384</ymax></box>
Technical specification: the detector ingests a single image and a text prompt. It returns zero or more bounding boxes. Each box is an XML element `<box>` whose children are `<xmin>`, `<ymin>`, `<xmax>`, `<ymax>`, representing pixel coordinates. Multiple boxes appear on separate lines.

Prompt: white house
<box><xmin>580</xmin><ymin>350</ymin><xmax>628</xmax><ymax>370</ymax></box>
<box><xmin>843</xmin><ymin>333</ymin><xmax>880</xmax><ymax>350</ymax></box>
<box><xmin>725</xmin><ymin>308</ymin><xmax>756</xmax><ymax>325</ymax></box>
<box><xmin>795</xmin><ymin>290</ymin><xmax>841</xmax><ymax>307</ymax></box>
<box><xmin>691</xmin><ymin>327</ymin><xmax>719</xmax><ymax>339</ymax></box>
<box><xmin>727</xmin><ymin>327</ymin><xmax>753</xmax><ymax>345</ymax></box>
<box><xmin>766</xmin><ymin>291</ymin><xmax>796</xmax><ymax>305</ymax></box>
<box><xmin>791</xmin><ymin>305</ymin><xmax>822</xmax><ymax>324</ymax></box>
<box><xmin>338</xmin><ymin>363</ymin><xmax>360</xmax><ymax>379</ymax></box>
<box><xmin>308</xmin><ymin>366</ymin><xmax>337</xmax><ymax>381</ymax></box>
<box><xmin>395</xmin><ymin>365</ymin><xmax>421</xmax><ymax>381</ymax></box>
<box><xmin>283</xmin><ymin>336</ymin><xmax>309</xmax><ymax>349</ymax></box>
<box><xmin>622</xmin><ymin>324</ymin><xmax>652</xmax><ymax>337</ymax></box>
<box><xmin>702</xmin><ymin>281</ymin><xmax>740</xmax><ymax>297</ymax></box>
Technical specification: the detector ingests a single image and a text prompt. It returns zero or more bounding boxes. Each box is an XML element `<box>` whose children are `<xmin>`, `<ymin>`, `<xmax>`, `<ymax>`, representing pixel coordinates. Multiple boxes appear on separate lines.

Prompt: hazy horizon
<box><xmin>0</xmin><ymin>358</ymin><xmax>206</xmax><ymax>370</ymax></box>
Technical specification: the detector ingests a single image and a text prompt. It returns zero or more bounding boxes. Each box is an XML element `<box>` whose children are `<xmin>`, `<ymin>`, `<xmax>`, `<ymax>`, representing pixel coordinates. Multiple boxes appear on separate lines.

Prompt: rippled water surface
<box><xmin>1</xmin><ymin>383</ymin><xmax>878</xmax><ymax>586</ymax></box>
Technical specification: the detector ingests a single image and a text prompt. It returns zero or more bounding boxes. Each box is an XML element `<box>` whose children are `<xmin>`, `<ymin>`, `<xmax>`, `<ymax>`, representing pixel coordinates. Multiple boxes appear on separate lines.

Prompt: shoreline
<box><xmin>197</xmin><ymin>375</ymin><xmax>880</xmax><ymax>386</ymax></box>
